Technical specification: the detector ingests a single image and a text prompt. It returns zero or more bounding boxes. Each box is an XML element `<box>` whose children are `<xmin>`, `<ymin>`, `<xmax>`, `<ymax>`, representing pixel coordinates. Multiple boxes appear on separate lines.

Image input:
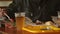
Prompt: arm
<box><xmin>4</xmin><ymin>12</ymin><xmax>13</xmax><ymax>22</ymax></box>
<box><xmin>4</xmin><ymin>13</ymin><xmax>10</xmax><ymax>20</ymax></box>
<box><xmin>6</xmin><ymin>3</ymin><xmax>17</xmax><ymax>22</ymax></box>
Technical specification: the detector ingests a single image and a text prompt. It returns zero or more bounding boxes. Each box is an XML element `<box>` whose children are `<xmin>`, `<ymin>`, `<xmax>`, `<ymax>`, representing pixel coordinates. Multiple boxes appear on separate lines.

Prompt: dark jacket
<box><xmin>26</xmin><ymin>0</ymin><xmax>49</xmax><ymax>22</ymax></box>
<box><xmin>26</xmin><ymin>0</ymin><xmax>60</xmax><ymax>22</ymax></box>
<box><xmin>7</xmin><ymin>0</ymin><xmax>60</xmax><ymax>22</ymax></box>
<box><xmin>6</xmin><ymin>0</ymin><xmax>24</xmax><ymax>21</ymax></box>
<box><xmin>47</xmin><ymin>0</ymin><xmax>60</xmax><ymax>16</ymax></box>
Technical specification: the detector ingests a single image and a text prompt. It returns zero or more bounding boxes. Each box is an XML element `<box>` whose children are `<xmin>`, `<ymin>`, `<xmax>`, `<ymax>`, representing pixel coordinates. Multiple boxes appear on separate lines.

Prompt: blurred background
<box><xmin>0</xmin><ymin>0</ymin><xmax>12</xmax><ymax>8</ymax></box>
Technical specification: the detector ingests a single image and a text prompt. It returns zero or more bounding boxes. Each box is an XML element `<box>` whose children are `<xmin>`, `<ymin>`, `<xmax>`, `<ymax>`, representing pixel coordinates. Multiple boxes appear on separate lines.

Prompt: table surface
<box><xmin>0</xmin><ymin>27</ymin><xmax>60</xmax><ymax>34</ymax></box>
<box><xmin>1</xmin><ymin>26</ymin><xmax>60</xmax><ymax>34</ymax></box>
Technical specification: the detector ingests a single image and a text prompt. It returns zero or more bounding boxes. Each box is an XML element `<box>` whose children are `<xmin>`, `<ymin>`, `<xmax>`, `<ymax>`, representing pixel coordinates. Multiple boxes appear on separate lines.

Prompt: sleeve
<box><xmin>26</xmin><ymin>0</ymin><xmax>41</xmax><ymax>23</ymax></box>
<box><xmin>6</xmin><ymin>3</ymin><xmax>17</xmax><ymax>22</ymax></box>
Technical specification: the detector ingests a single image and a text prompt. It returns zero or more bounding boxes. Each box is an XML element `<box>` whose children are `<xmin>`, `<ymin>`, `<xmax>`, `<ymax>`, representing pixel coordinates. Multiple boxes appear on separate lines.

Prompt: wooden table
<box><xmin>4</xmin><ymin>27</ymin><xmax>60</xmax><ymax>34</ymax></box>
<box><xmin>0</xmin><ymin>25</ymin><xmax>60</xmax><ymax>34</ymax></box>
<box><xmin>17</xmin><ymin>29</ymin><xmax>60</xmax><ymax>34</ymax></box>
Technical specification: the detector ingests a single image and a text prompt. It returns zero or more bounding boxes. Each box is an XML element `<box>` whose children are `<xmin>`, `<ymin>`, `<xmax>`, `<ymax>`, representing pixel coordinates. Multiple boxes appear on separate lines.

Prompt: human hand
<box><xmin>35</xmin><ymin>20</ymin><xmax>42</xmax><ymax>25</ymax></box>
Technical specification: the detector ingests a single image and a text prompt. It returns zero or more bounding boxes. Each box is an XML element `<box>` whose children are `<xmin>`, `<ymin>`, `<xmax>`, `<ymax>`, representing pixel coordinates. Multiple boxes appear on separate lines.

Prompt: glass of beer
<box><xmin>15</xmin><ymin>12</ymin><xmax>25</xmax><ymax>30</ymax></box>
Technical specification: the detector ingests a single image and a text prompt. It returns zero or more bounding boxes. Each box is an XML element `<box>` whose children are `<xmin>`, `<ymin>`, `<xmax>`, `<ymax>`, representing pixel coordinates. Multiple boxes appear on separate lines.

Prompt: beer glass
<box><xmin>15</xmin><ymin>12</ymin><xmax>25</xmax><ymax>30</ymax></box>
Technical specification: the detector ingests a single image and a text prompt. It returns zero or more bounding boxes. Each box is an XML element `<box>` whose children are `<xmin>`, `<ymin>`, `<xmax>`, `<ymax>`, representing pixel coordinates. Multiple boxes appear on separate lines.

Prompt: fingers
<box><xmin>35</xmin><ymin>20</ymin><xmax>43</xmax><ymax>25</ymax></box>
<box><xmin>36</xmin><ymin>20</ymin><xmax>41</xmax><ymax>23</ymax></box>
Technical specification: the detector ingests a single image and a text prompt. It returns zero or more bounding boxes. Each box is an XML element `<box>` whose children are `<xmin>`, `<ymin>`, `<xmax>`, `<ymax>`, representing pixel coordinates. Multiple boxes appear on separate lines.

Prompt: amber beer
<box><xmin>15</xmin><ymin>12</ymin><xmax>25</xmax><ymax>30</ymax></box>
